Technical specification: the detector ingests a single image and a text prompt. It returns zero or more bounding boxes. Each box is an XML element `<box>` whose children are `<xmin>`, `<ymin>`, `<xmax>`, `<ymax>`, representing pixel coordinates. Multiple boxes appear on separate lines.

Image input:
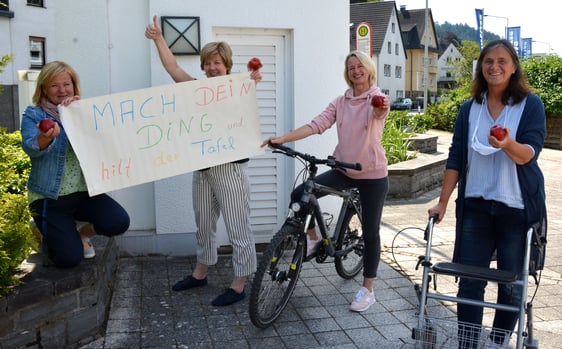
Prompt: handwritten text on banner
<box><xmin>60</xmin><ymin>73</ymin><xmax>264</xmax><ymax>196</ymax></box>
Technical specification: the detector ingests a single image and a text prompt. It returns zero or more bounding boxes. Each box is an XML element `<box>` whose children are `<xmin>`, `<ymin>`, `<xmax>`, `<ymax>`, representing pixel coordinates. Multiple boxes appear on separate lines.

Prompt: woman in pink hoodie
<box><xmin>262</xmin><ymin>50</ymin><xmax>390</xmax><ymax>312</ymax></box>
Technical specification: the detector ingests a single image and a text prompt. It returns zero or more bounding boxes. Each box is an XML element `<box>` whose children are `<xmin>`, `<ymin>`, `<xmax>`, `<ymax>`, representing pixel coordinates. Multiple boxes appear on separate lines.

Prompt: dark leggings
<box><xmin>290</xmin><ymin>170</ymin><xmax>388</xmax><ymax>278</ymax></box>
<box><xmin>30</xmin><ymin>191</ymin><xmax>130</xmax><ymax>268</ymax></box>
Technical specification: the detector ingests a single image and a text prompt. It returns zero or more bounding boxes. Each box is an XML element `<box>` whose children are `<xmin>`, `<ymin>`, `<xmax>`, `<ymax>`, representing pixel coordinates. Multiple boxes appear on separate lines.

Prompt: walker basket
<box><xmin>412</xmin><ymin>317</ymin><xmax>511</xmax><ymax>349</ymax></box>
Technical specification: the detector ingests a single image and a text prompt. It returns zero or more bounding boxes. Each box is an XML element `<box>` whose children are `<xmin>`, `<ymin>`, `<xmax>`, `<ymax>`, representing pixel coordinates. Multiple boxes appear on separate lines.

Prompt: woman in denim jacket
<box><xmin>21</xmin><ymin>61</ymin><xmax>130</xmax><ymax>268</ymax></box>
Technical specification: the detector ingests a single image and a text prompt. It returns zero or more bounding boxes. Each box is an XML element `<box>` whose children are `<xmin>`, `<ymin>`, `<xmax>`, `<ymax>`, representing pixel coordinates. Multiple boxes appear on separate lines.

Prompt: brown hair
<box><xmin>199</xmin><ymin>41</ymin><xmax>233</xmax><ymax>74</ymax></box>
<box><xmin>471</xmin><ymin>39</ymin><xmax>531</xmax><ymax>105</ymax></box>
<box><xmin>32</xmin><ymin>61</ymin><xmax>81</xmax><ymax>106</ymax></box>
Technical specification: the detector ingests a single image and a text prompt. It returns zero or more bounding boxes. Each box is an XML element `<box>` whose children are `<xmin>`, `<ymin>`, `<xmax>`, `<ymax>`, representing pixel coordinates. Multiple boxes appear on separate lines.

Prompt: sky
<box><xmin>396</xmin><ymin>0</ymin><xmax>558</xmax><ymax>55</ymax></box>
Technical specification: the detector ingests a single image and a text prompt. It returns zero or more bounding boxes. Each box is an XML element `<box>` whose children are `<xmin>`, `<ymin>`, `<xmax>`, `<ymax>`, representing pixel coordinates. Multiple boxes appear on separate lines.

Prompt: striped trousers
<box><xmin>192</xmin><ymin>162</ymin><xmax>256</xmax><ymax>277</ymax></box>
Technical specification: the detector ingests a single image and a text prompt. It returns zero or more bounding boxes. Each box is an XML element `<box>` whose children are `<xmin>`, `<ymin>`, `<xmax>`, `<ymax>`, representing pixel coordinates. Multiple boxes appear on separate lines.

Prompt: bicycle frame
<box><xmin>248</xmin><ymin>142</ymin><xmax>364</xmax><ymax>328</ymax></box>
<box><xmin>287</xmin><ymin>164</ymin><xmax>362</xmax><ymax>259</ymax></box>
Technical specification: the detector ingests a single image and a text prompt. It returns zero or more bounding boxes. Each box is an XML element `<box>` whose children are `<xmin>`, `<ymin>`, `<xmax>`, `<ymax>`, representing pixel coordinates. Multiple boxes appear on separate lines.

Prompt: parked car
<box><xmin>412</xmin><ymin>97</ymin><xmax>425</xmax><ymax>110</ymax></box>
<box><xmin>391</xmin><ymin>98</ymin><xmax>412</xmax><ymax>111</ymax></box>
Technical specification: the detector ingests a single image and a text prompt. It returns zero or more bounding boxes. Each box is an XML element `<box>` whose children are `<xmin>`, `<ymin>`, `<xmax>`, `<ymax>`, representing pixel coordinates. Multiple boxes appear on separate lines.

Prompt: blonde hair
<box><xmin>32</xmin><ymin>61</ymin><xmax>81</xmax><ymax>106</ymax></box>
<box><xmin>343</xmin><ymin>51</ymin><xmax>377</xmax><ymax>89</ymax></box>
<box><xmin>199</xmin><ymin>41</ymin><xmax>233</xmax><ymax>74</ymax></box>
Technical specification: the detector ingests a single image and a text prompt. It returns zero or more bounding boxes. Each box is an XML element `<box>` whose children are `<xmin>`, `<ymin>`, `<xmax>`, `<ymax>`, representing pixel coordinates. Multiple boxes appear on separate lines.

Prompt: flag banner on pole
<box><xmin>507</xmin><ymin>26</ymin><xmax>522</xmax><ymax>56</ymax></box>
<box><xmin>475</xmin><ymin>8</ymin><xmax>484</xmax><ymax>51</ymax></box>
<box><xmin>522</xmin><ymin>38</ymin><xmax>533</xmax><ymax>57</ymax></box>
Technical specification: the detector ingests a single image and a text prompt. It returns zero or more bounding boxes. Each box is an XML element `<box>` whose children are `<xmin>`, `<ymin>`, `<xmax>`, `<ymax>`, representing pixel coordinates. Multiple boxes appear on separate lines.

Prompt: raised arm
<box><xmin>145</xmin><ymin>15</ymin><xmax>195</xmax><ymax>83</ymax></box>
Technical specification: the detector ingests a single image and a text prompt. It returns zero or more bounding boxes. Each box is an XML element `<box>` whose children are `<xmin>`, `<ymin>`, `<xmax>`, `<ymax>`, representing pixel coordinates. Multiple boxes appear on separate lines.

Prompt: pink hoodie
<box><xmin>307</xmin><ymin>86</ymin><xmax>388</xmax><ymax>180</ymax></box>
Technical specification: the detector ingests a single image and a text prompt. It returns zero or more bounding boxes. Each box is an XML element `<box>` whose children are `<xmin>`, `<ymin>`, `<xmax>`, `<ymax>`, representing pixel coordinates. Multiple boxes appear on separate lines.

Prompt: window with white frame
<box><xmin>384</xmin><ymin>64</ymin><xmax>391</xmax><ymax>77</ymax></box>
<box><xmin>395</xmin><ymin>66</ymin><xmax>402</xmax><ymax>79</ymax></box>
<box><xmin>387</xmin><ymin>42</ymin><xmax>391</xmax><ymax>54</ymax></box>
<box><xmin>29</xmin><ymin>37</ymin><xmax>45</xmax><ymax>68</ymax></box>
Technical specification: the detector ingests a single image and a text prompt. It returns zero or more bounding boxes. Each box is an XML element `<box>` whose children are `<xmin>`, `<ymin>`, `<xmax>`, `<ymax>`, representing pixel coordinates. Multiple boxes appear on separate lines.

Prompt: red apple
<box><xmin>247</xmin><ymin>57</ymin><xmax>263</xmax><ymax>71</ymax></box>
<box><xmin>371</xmin><ymin>95</ymin><xmax>385</xmax><ymax>108</ymax></box>
<box><xmin>490</xmin><ymin>124</ymin><xmax>507</xmax><ymax>141</ymax></box>
<box><xmin>38</xmin><ymin>118</ymin><xmax>56</xmax><ymax>132</ymax></box>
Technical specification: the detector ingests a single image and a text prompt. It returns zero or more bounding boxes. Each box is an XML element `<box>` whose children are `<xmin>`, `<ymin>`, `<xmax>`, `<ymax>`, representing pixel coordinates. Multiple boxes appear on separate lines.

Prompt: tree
<box><xmin>0</xmin><ymin>54</ymin><xmax>14</xmax><ymax>95</ymax></box>
<box><xmin>455</xmin><ymin>40</ymin><xmax>480</xmax><ymax>88</ymax></box>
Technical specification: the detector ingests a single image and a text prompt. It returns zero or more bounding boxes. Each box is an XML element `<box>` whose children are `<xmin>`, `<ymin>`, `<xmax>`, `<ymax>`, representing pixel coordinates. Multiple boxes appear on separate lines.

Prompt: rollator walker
<box><xmin>412</xmin><ymin>214</ymin><xmax>547</xmax><ymax>349</ymax></box>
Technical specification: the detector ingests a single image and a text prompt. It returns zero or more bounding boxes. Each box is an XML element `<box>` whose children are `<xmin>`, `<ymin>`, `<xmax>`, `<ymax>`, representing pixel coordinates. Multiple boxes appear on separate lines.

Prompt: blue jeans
<box><xmin>31</xmin><ymin>192</ymin><xmax>130</xmax><ymax>268</ymax></box>
<box><xmin>457</xmin><ymin>198</ymin><xmax>526</xmax><ymax>348</ymax></box>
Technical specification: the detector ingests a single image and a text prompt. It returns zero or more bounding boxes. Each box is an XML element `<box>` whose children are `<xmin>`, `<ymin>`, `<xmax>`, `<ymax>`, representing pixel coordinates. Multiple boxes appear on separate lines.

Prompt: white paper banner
<box><xmin>60</xmin><ymin>73</ymin><xmax>264</xmax><ymax>196</ymax></box>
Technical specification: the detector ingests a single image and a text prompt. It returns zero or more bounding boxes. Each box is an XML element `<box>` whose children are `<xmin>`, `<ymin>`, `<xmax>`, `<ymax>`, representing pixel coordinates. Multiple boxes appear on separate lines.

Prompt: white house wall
<box><xmin>0</xmin><ymin>2</ymin><xmax>56</xmax><ymax>86</ymax></box>
<box><xmin>1</xmin><ymin>1</ymin><xmax>56</xmax><ymax>128</ymax></box>
<box><xmin>53</xmin><ymin>0</ymin><xmax>349</xmax><ymax>255</ymax></box>
<box><xmin>376</xmin><ymin>8</ymin><xmax>406</xmax><ymax>101</ymax></box>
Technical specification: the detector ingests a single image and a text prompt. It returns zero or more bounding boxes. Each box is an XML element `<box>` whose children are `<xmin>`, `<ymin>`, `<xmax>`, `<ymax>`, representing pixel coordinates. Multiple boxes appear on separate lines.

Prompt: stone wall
<box><xmin>388</xmin><ymin>134</ymin><xmax>446</xmax><ymax>199</ymax></box>
<box><xmin>388</xmin><ymin>152</ymin><xmax>447</xmax><ymax>199</ymax></box>
<box><xmin>0</xmin><ymin>237</ymin><xmax>119</xmax><ymax>349</ymax></box>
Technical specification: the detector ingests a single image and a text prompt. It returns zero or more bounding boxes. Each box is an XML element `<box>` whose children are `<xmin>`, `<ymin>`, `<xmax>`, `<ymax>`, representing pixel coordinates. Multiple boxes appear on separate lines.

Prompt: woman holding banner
<box><xmin>145</xmin><ymin>15</ymin><xmax>262</xmax><ymax>306</ymax></box>
<box><xmin>21</xmin><ymin>61</ymin><xmax>130</xmax><ymax>268</ymax></box>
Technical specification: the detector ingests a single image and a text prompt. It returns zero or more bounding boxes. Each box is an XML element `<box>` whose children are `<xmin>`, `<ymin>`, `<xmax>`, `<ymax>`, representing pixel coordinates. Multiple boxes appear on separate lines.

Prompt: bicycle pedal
<box><xmin>315</xmin><ymin>250</ymin><xmax>328</xmax><ymax>262</ymax></box>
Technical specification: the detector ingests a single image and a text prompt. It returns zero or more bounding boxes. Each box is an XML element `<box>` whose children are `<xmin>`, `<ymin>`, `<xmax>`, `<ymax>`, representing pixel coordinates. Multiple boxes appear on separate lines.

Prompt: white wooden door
<box><xmin>214</xmin><ymin>29</ymin><xmax>293</xmax><ymax>245</ymax></box>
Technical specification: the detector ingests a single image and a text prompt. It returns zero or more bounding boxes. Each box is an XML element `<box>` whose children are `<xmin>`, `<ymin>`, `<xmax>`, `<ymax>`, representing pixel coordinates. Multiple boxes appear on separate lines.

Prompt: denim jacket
<box><xmin>21</xmin><ymin>106</ymin><xmax>69</xmax><ymax>199</ymax></box>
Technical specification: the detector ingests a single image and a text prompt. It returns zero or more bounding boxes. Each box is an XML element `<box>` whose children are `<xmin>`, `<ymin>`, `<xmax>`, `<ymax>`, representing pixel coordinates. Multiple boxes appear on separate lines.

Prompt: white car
<box><xmin>391</xmin><ymin>98</ymin><xmax>412</xmax><ymax>111</ymax></box>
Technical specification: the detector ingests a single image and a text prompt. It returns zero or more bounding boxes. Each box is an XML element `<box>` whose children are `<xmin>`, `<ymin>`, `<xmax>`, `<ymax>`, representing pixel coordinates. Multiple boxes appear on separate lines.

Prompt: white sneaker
<box><xmin>350</xmin><ymin>286</ymin><xmax>376</xmax><ymax>312</ymax></box>
<box><xmin>306</xmin><ymin>236</ymin><xmax>321</xmax><ymax>257</ymax></box>
<box><xmin>82</xmin><ymin>237</ymin><xmax>96</xmax><ymax>259</ymax></box>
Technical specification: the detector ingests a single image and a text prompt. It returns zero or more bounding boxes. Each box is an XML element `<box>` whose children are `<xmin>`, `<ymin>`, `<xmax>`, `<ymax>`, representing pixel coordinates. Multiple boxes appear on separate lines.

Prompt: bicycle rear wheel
<box><xmin>249</xmin><ymin>222</ymin><xmax>304</xmax><ymax>328</ymax></box>
<box><xmin>334</xmin><ymin>207</ymin><xmax>364</xmax><ymax>279</ymax></box>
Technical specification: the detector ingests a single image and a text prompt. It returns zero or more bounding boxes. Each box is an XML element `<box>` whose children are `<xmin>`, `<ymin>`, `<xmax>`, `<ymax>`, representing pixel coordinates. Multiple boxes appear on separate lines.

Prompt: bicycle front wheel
<box><xmin>334</xmin><ymin>207</ymin><xmax>364</xmax><ymax>279</ymax></box>
<box><xmin>249</xmin><ymin>223</ymin><xmax>305</xmax><ymax>328</ymax></box>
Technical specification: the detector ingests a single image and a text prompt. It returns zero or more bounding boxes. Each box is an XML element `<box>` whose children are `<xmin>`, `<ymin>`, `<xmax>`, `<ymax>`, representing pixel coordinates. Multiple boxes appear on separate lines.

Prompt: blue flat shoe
<box><xmin>211</xmin><ymin>288</ymin><xmax>245</xmax><ymax>306</ymax></box>
<box><xmin>172</xmin><ymin>275</ymin><xmax>208</xmax><ymax>291</ymax></box>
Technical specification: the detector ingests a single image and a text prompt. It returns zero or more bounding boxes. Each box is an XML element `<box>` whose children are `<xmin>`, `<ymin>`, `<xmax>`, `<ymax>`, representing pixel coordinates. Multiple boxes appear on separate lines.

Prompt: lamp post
<box><xmin>423</xmin><ymin>0</ymin><xmax>428</xmax><ymax>111</ymax></box>
<box><xmin>484</xmin><ymin>14</ymin><xmax>509</xmax><ymax>39</ymax></box>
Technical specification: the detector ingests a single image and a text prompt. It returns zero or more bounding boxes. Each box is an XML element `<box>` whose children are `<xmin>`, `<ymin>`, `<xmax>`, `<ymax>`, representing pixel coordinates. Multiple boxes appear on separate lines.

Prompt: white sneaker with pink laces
<box><xmin>350</xmin><ymin>286</ymin><xmax>375</xmax><ymax>312</ymax></box>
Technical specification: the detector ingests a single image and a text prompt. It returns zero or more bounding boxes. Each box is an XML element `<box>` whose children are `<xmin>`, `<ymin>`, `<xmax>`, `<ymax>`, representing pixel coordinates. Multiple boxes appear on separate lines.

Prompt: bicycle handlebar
<box><xmin>268</xmin><ymin>142</ymin><xmax>362</xmax><ymax>171</ymax></box>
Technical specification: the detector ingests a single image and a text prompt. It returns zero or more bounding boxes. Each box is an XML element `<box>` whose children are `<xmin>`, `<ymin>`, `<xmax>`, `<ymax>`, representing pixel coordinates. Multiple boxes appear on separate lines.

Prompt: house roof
<box><xmin>350</xmin><ymin>1</ymin><xmax>401</xmax><ymax>55</ymax></box>
<box><xmin>397</xmin><ymin>5</ymin><xmax>440</xmax><ymax>52</ymax></box>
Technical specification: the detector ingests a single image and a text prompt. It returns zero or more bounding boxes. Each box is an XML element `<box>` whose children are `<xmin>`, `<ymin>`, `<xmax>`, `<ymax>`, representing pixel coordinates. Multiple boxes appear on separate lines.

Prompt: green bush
<box><xmin>522</xmin><ymin>55</ymin><xmax>562</xmax><ymax>116</ymax></box>
<box><xmin>0</xmin><ymin>129</ymin><xmax>35</xmax><ymax>297</ymax></box>
<box><xmin>383</xmin><ymin>120</ymin><xmax>414</xmax><ymax>165</ymax></box>
<box><xmin>386</xmin><ymin>110</ymin><xmax>435</xmax><ymax>134</ymax></box>
<box><xmin>427</xmin><ymin>87</ymin><xmax>470</xmax><ymax>132</ymax></box>
<box><xmin>382</xmin><ymin>110</ymin><xmax>434</xmax><ymax>165</ymax></box>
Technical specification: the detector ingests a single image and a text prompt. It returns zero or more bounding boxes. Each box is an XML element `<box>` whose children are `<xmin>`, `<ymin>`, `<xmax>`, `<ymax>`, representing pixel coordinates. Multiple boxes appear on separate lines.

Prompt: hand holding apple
<box><xmin>490</xmin><ymin>124</ymin><xmax>507</xmax><ymax>141</ymax></box>
<box><xmin>38</xmin><ymin>118</ymin><xmax>56</xmax><ymax>133</ymax></box>
<box><xmin>247</xmin><ymin>57</ymin><xmax>263</xmax><ymax>71</ymax></box>
<box><xmin>371</xmin><ymin>95</ymin><xmax>385</xmax><ymax>108</ymax></box>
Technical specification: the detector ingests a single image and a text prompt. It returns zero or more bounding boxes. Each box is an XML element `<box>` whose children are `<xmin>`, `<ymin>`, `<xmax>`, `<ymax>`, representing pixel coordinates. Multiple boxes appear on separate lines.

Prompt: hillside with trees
<box><xmin>435</xmin><ymin>22</ymin><xmax>501</xmax><ymax>54</ymax></box>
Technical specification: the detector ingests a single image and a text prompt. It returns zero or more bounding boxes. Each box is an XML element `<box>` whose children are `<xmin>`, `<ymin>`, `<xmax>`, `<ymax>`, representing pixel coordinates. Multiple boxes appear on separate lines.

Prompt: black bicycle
<box><xmin>249</xmin><ymin>142</ymin><xmax>364</xmax><ymax>328</ymax></box>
